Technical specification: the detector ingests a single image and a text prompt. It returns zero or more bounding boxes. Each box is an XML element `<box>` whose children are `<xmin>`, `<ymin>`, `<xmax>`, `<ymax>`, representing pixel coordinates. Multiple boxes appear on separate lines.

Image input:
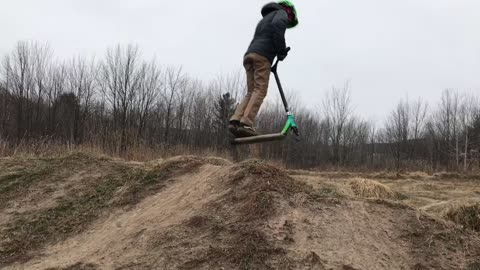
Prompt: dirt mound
<box><xmin>349</xmin><ymin>178</ymin><xmax>396</xmax><ymax>199</ymax></box>
<box><xmin>1</xmin><ymin>154</ymin><xmax>480</xmax><ymax>270</ymax></box>
<box><xmin>0</xmin><ymin>153</ymin><xmax>229</xmax><ymax>267</ymax></box>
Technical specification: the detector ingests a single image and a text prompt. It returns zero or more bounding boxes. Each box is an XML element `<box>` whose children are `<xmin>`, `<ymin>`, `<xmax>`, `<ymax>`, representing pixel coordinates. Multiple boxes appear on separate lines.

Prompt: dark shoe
<box><xmin>228</xmin><ymin>120</ymin><xmax>240</xmax><ymax>135</ymax></box>
<box><xmin>236</xmin><ymin>123</ymin><xmax>259</xmax><ymax>137</ymax></box>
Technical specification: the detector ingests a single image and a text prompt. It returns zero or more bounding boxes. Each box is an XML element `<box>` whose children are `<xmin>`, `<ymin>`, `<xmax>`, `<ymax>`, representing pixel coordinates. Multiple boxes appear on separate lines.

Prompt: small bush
<box><xmin>445</xmin><ymin>204</ymin><xmax>480</xmax><ymax>232</ymax></box>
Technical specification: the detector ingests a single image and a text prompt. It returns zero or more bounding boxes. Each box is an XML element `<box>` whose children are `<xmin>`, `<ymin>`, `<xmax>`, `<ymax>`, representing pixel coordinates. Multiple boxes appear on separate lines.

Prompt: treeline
<box><xmin>1</xmin><ymin>41</ymin><xmax>479</xmax><ymax>171</ymax></box>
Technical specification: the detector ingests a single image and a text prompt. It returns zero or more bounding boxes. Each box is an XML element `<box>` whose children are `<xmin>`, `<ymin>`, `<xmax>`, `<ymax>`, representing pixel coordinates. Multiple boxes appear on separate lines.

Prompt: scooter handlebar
<box><xmin>271</xmin><ymin>47</ymin><xmax>291</xmax><ymax>72</ymax></box>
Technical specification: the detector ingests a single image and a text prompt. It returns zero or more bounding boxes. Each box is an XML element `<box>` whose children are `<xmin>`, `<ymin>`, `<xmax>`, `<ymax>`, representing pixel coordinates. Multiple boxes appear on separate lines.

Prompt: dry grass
<box><xmin>0</xmin><ymin>138</ymin><xmax>233</xmax><ymax>163</ymax></box>
<box><xmin>434</xmin><ymin>172</ymin><xmax>480</xmax><ymax>181</ymax></box>
<box><xmin>349</xmin><ymin>178</ymin><xmax>396</xmax><ymax>199</ymax></box>
<box><xmin>445</xmin><ymin>203</ymin><xmax>480</xmax><ymax>232</ymax></box>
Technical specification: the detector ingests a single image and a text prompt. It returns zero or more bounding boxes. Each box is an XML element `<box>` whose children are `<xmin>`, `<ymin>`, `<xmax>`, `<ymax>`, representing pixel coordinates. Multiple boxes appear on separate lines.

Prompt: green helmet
<box><xmin>278</xmin><ymin>0</ymin><xmax>298</xmax><ymax>28</ymax></box>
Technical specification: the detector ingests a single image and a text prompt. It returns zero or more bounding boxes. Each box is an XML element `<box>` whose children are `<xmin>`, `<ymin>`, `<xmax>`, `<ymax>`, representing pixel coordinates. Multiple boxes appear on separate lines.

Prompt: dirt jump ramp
<box><xmin>0</xmin><ymin>153</ymin><xmax>479</xmax><ymax>270</ymax></box>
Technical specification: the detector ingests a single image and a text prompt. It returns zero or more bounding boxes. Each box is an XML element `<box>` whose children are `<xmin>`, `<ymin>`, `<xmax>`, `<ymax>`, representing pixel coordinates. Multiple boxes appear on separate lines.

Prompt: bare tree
<box><xmin>342</xmin><ymin>116</ymin><xmax>370</xmax><ymax>166</ymax></box>
<box><xmin>434</xmin><ymin>89</ymin><xmax>461</xmax><ymax>169</ymax></box>
<box><xmin>66</xmin><ymin>56</ymin><xmax>96</xmax><ymax>143</ymax></box>
<box><xmin>161</xmin><ymin>66</ymin><xmax>186</xmax><ymax>144</ymax></box>
<box><xmin>409</xmin><ymin>98</ymin><xmax>428</xmax><ymax>158</ymax></box>
<box><xmin>383</xmin><ymin>99</ymin><xmax>410</xmax><ymax>171</ymax></box>
<box><xmin>323</xmin><ymin>82</ymin><xmax>353</xmax><ymax>164</ymax></box>
<box><xmin>32</xmin><ymin>43</ymin><xmax>53</xmax><ymax>130</ymax></box>
<box><xmin>0</xmin><ymin>81</ymin><xmax>12</xmax><ymax>138</ymax></box>
<box><xmin>100</xmin><ymin>44</ymin><xmax>141</xmax><ymax>152</ymax></box>
<box><xmin>46</xmin><ymin>62</ymin><xmax>67</xmax><ymax>135</ymax></box>
<box><xmin>369</xmin><ymin>124</ymin><xmax>376</xmax><ymax>168</ymax></box>
<box><xmin>2</xmin><ymin>42</ymin><xmax>36</xmax><ymax>140</ymax></box>
<box><xmin>135</xmin><ymin>60</ymin><xmax>161</xmax><ymax>140</ymax></box>
<box><xmin>459</xmin><ymin>94</ymin><xmax>479</xmax><ymax>171</ymax></box>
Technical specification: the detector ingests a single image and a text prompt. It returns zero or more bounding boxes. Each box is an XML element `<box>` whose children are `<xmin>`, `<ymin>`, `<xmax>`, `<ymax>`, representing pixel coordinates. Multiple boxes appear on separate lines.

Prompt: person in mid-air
<box><xmin>229</xmin><ymin>0</ymin><xmax>298</xmax><ymax>138</ymax></box>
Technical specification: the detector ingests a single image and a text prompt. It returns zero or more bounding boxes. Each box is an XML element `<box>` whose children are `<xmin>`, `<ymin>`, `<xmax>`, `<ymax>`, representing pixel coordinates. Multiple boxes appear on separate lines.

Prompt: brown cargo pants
<box><xmin>230</xmin><ymin>53</ymin><xmax>271</xmax><ymax>127</ymax></box>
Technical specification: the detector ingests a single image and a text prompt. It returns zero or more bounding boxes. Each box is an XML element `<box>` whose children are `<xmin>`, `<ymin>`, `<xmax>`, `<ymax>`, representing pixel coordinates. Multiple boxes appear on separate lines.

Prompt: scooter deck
<box><xmin>230</xmin><ymin>133</ymin><xmax>286</xmax><ymax>145</ymax></box>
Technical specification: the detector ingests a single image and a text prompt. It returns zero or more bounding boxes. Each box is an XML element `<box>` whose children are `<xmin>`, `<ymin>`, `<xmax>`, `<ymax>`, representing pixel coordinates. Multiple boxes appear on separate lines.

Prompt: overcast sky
<box><xmin>1</xmin><ymin>0</ymin><xmax>479</xmax><ymax>122</ymax></box>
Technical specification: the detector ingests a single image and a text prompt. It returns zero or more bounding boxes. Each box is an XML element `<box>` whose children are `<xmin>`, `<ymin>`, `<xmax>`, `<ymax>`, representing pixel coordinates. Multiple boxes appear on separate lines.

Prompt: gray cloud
<box><xmin>1</xmin><ymin>0</ymin><xmax>479</xmax><ymax>122</ymax></box>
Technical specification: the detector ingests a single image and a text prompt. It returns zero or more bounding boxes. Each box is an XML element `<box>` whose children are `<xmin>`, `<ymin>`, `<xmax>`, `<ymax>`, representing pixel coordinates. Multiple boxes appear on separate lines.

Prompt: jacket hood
<box><xmin>261</xmin><ymin>2</ymin><xmax>283</xmax><ymax>17</ymax></box>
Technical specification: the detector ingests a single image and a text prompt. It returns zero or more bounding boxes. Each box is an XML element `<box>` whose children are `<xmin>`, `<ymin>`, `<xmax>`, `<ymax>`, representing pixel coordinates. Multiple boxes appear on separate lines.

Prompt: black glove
<box><xmin>278</xmin><ymin>47</ymin><xmax>291</xmax><ymax>61</ymax></box>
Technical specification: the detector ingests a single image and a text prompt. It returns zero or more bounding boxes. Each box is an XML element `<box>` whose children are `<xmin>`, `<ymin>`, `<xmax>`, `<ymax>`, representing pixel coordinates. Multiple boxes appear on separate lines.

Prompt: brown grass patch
<box><xmin>434</xmin><ymin>172</ymin><xmax>480</xmax><ymax>181</ymax></box>
<box><xmin>445</xmin><ymin>203</ymin><xmax>480</xmax><ymax>232</ymax></box>
<box><xmin>349</xmin><ymin>178</ymin><xmax>396</xmax><ymax>199</ymax></box>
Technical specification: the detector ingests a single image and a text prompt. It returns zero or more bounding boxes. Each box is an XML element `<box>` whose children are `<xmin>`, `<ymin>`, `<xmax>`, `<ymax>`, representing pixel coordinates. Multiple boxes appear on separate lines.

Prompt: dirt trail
<box><xmin>1</xmin><ymin>153</ymin><xmax>479</xmax><ymax>270</ymax></box>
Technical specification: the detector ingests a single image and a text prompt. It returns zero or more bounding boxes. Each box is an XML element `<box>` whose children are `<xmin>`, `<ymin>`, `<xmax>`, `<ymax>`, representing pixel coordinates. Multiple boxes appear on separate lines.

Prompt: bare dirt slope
<box><xmin>1</xmin><ymin>153</ymin><xmax>479</xmax><ymax>270</ymax></box>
